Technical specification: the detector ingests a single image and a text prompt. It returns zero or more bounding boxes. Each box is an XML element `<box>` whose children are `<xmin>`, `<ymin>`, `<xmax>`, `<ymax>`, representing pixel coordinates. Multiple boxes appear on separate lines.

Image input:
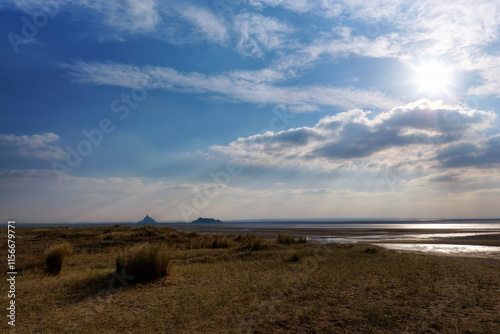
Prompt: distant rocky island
<box><xmin>137</xmin><ymin>214</ymin><xmax>157</xmax><ymax>224</ymax></box>
<box><xmin>191</xmin><ymin>217</ymin><xmax>223</xmax><ymax>224</ymax></box>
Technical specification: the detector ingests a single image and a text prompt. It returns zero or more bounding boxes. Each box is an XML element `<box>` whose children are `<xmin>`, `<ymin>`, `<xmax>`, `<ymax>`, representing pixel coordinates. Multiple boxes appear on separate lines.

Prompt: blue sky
<box><xmin>1</xmin><ymin>0</ymin><xmax>500</xmax><ymax>222</ymax></box>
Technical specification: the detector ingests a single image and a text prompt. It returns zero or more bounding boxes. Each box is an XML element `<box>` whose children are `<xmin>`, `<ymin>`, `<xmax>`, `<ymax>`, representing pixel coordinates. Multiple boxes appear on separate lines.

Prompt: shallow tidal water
<box><xmin>375</xmin><ymin>243</ymin><xmax>500</xmax><ymax>258</ymax></box>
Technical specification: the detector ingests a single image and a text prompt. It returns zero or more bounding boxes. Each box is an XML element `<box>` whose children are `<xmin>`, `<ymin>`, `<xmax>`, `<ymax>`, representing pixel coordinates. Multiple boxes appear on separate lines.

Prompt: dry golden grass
<box><xmin>277</xmin><ymin>234</ymin><xmax>307</xmax><ymax>245</ymax></box>
<box><xmin>116</xmin><ymin>242</ymin><xmax>170</xmax><ymax>282</ymax></box>
<box><xmin>1</xmin><ymin>226</ymin><xmax>499</xmax><ymax>333</ymax></box>
<box><xmin>44</xmin><ymin>242</ymin><xmax>73</xmax><ymax>275</ymax></box>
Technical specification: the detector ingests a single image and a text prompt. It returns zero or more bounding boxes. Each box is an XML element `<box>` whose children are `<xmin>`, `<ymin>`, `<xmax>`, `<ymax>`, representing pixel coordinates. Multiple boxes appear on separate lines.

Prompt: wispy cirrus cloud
<box><xmin>296</xmin><ymin>27</ymin><xmax>407</xmax><ymax>65</ymax></box>
<box><xmin>6</xmin><ymin>0</ymin><xmax>161</xmax><ymax>33</ymax></box>
<box><xmin>126</xmin><ymin>0</ymin><xmax>159</xmax><ymax>30</ymax></box>
<box><xmin>62</xmin><ymin>60</ymin><xmax>400</xmax><ymax>111</ymax></box>
<box><xmin>0</xmin><ymin>133</ymin><xmax>65</xmax><ymax>160</ymax></box>
<box><xmin>467</xmin><ymin>56</ymin><xmax>500</xmax><ymax>97</ymax></box>
<box><xmin>233</xmin><ymin>12</ymin><xmax>294</xmax><ymax>57</ymax></box>
<box><xmin>249</xmin><ymin>0</ymin><xmax>499</xmax><ymax>51</ymax></box>
<box><xmin>83</xmin><ymin>0</ymin><xmax>160</xmax><ymax>33</ymax></box>
<box><xmin>248</xmin><ymin>0</ymin><xmax>343</xmax><ymax>17</ymax></box>
<box><xmin>5</xmin><ymin>1</ymin><xmax>229</xmax><ymax>45</ymax></box>
<box><xmin>8</xmin><ymin>0</ymin><xmax>499</xmax><ymax>61</ymax></box>
<box><xmin>407</xmin><ymin>1</ymin><xmax>500</xmax><ymax>56</ymax></box>
<box><xmin>247</xmin><ymin>0</ymin><xmax>500</xmax><ymax>95</ymax></box>
<box><xmin>178</xmin><ymin>5</ymin><xmax>228</xmax><ymax>44</ymax></box>
<box><xmin>9</xmin><ymin>0</ymin><xmax>500</xmax><ymax>94</ymax></box>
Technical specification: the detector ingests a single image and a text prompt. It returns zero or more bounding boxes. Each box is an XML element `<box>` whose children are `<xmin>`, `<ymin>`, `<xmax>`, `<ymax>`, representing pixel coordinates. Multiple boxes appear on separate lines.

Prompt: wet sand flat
<box><xmin>174</xmin><ymin>224</ymin><xmax>500</xmax><ymax>246</ymax></box>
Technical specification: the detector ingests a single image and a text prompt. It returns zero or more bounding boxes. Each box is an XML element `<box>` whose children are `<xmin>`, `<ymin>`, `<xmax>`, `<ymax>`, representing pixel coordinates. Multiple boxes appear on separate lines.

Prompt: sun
<box><xmin>411</xmin><ymin>59</ymin><xmax>454</xmax><ymax>97</ymax></box>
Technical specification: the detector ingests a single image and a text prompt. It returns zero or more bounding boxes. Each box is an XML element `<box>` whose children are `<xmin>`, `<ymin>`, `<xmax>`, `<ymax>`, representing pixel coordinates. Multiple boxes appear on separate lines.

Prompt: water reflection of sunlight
<box><xmin>378</xmin><ymin>243</ymin><xmax>500</xmax><ymax>258</ymax></box>
<box><xmin>387</xmin><ymin>223</ymin><xmax>499</xmax><ymax>229</ymax></box>
<box><xmin>309</xmin><ymin>232</ymin><xmax>500</xmax><ymax>243</ymax></box>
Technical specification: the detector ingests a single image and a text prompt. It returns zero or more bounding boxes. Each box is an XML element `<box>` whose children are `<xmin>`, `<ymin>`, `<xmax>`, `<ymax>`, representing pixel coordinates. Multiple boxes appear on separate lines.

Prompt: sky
<box><xmin>1</xmin><ymin>0</ymin><xmax>500</xmax><ymax>223</ymax></box>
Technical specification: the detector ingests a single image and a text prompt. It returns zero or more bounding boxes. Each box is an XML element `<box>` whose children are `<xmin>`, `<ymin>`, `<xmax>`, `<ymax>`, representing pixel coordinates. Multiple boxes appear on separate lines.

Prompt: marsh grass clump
<box><xmin>210</xmin><ymin>236</ymin><xmax>233</xmax><ymax>249</ymax></box>
<box><xmin>182</xmin><ymin>233</ymin><xmax>269</xmax><ymax>250</ymax></box>
<box><xmin>199</xmin><ymin>234</ymin><xmax>234</xmax><ymax>249</ymax></box>
<box><xmin>246</xmin><ymin>236</ymin><xmax>265</xmax><ymax>251</ymax></box>
<box><xmin>277</xmin><ymin>234</ymin><xmax>306</xmax><ymax>245</ymax></box>
<box><xmin>44</xmin><ymin>242</ymin><xmax>73</xmax><ymax>275</ymax></box>
<box><xmin>235</xmin><ymin>233</ymin><xmax>267</xmax><ymax>250</ymax></box>
<box><xmin>363</xmin><ymin>246</ymin><xmax>380</xmax><ymax>254</ymax></box>
<box><xmin>132</xmin><ymin>225</ymin><xmax>160</xmax><ymax>237</ymax></box>
<box><xmin>287</xmin><ymin>252</ymin><xmax>300</xmax><ymax>262</ymax></box>
<box><xmin>116</xmin><ymin>243</ymin><xmax>170</xmax><ymax>283</ymax></box>
<box><xmin>184</xmin><ymin>234</ymin><xmax>231</xmax><ymax>249</ymax></box>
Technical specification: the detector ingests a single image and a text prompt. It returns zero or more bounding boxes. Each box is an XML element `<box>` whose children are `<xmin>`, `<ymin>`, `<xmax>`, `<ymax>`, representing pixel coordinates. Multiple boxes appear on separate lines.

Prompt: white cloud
<box><xmin>63</xmin><ymin>61</ymin><xmax>400</xmax><ymax>111</ymax></box>
<box><xmin>179</xmin><ymin>5</ymin><xmax>228</xmax><ymax>44</ymax></box>
<box><xmin>249</xmin><ymin>0</ymin><xmax>499</xmax><ymax>48</ymax></box>
<box><xmin>10</xmin><ymin>0</ymin><xmax>500</xmax><ymax>100</ymax></box>
<box><xmin>79</xmin><ymin>0</ymin><xmax>160</xmax><ymax>33</ymax></box>
<box><xmin>6</xmin><ymin>0</ymin><xmax>160</xmax><ymax>34</ymax></box>
<box><xmin>249</xmin><ymin>0</ymin><xmax>409</xmax><ymax>20</ymax></box>
<box><xmin>249</xmin><ymin>0</ymin><xmax>343</xmax><ymax>17</ymax></box>
<box><xmin>293</xmin><ymin>1</ymin><xmax>499</xmax><ymax>60</ymax></box>
<box><xmin>339</xmin><ymin>0</ymin><xmax>405</xmax><ymax>20</ymax></box>
<box><xmin>0</xmin><ymin>169</ymin><xmax>239</xmax><ymax>222</ymax></box>
<box><xmin>126</xmin><ymin>0</ymin><xmax>160</xmax><ymax>30</ymax></box>
<box><xmin>0</xmin><ymin>133</ymin><xmax>65</xmax><ymax>160</ymax></box>
<box><xmin>406</xmin><ymin>1</ymin><xmax>499</xmax><ymax>56</ymax></box>
<box><xmin>61</xmin><ymin>61</ymin><xmax>151</xmax><ymax>89</ymax></box>
<box><xmin>467</xmin><ymin>56</ymin><xmax>500</xmax><ymax>97</ymax></box>
<box><xmin>233</xmin><ymin>12</ymin><xmax>294</xmax><ymax>57</ymax></box>
<box><xmin>209</xmin><ymin>99</ymin><xmax>497</xmax><ymax>171</ymax></box>
<box><xmin>297</xmin><ymin>27</ymin><xmax>407</xmax><ymax>65</ymax></box>
<box><xmin>2</xmin><ymin>168</ymin><xmax>500</xmax><ymax>222</ymax></box>
<box><xmin>248</xmin><ymin>0</ymin><xmax>500</xmax><ymax>96</ymax></box>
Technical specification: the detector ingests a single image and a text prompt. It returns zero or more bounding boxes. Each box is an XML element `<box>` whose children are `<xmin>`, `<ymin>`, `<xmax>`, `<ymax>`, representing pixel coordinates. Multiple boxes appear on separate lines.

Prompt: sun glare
<box><xmin>411</xmin><ymin>60</ymin><xmax>454</xmax><ymax>97</ymax></box>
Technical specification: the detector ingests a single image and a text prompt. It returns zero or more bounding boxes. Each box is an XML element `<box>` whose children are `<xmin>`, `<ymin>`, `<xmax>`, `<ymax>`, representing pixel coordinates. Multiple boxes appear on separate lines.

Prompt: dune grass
<box><xmin>277</xmin><ymin>234</ymin><xmax>307</xmax><ymax>245</ymax></box>
<box><xmin>116</xmin><ymin>242</ymin><xmax>170</xmax><ymax>282</ymax></box>
<box><xmin>44</xmin><ymin>242</ymin><xmax>73</xmax><ymax>275</ymax></box>
<box><xmin>2</xmin><ymin>226</ymin><xmax>499</xmax><ymax>333</ymax></box>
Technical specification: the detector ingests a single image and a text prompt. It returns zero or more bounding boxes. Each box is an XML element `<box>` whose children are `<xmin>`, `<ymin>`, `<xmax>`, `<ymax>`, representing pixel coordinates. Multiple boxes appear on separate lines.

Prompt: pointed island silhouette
<box><xmin>191</xmin><ymin>217</ymin><xmax>223</xmax><ymax>224</ymax></box>
<box><xmin>137</xmin><ymin>214</ymin><xmax>157</xmax><ymax>224</ymax></box>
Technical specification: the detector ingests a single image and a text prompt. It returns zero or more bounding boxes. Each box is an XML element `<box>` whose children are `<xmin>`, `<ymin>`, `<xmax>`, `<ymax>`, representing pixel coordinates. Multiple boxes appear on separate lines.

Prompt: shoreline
<box><xmin>175</xmin><ymin>225</ymin><xmax>500</xmax><ymax>245</ymax></box>
<box><xmin>174</xmin><ymin>224</ymin><xmax>500</xmax><ymax>260</ymax></box>
<box><xmin>18</xmin><ymin>224</ymin><xmax>500</xmax><ymax>260</ymax></box>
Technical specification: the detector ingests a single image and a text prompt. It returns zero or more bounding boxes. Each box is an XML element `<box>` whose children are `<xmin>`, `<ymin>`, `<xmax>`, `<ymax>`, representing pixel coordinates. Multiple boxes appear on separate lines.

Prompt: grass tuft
<box><xmin>116</xmin><ymin>242</ymin><xmax>170</xmax><ymax>283</ymax></box>
<box><xmin>286</xmin><ymin>252</ymin><xmax>300</xmax><ymax>262</ymax></box>
<box><xmin>277</xmin><ymin>234</ymin><xmax>307</xmax><ymax>245</ymax></box>
<box><xmin>236</xmin><ymin>233</ymin><xmax>267</xmax><ymax>250</ymax></box>
<box><xmin>211</xmin><ymin>236</ymin><xmax>233</xmax><ymax>249</ymax></box>
<box><xmin>363</xmin><ymin>246</ymin><xmax>380</xmax><ymax>254</ymax></box>
<box><xmin>44</xmin><ymin>242</ymin><xmax>72</xmax><ymax>275</ymax></box>
<box><xmin>133</xmin><ymin>225</ymin><xmax>160</xmax><ymax>237</ymax></box>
